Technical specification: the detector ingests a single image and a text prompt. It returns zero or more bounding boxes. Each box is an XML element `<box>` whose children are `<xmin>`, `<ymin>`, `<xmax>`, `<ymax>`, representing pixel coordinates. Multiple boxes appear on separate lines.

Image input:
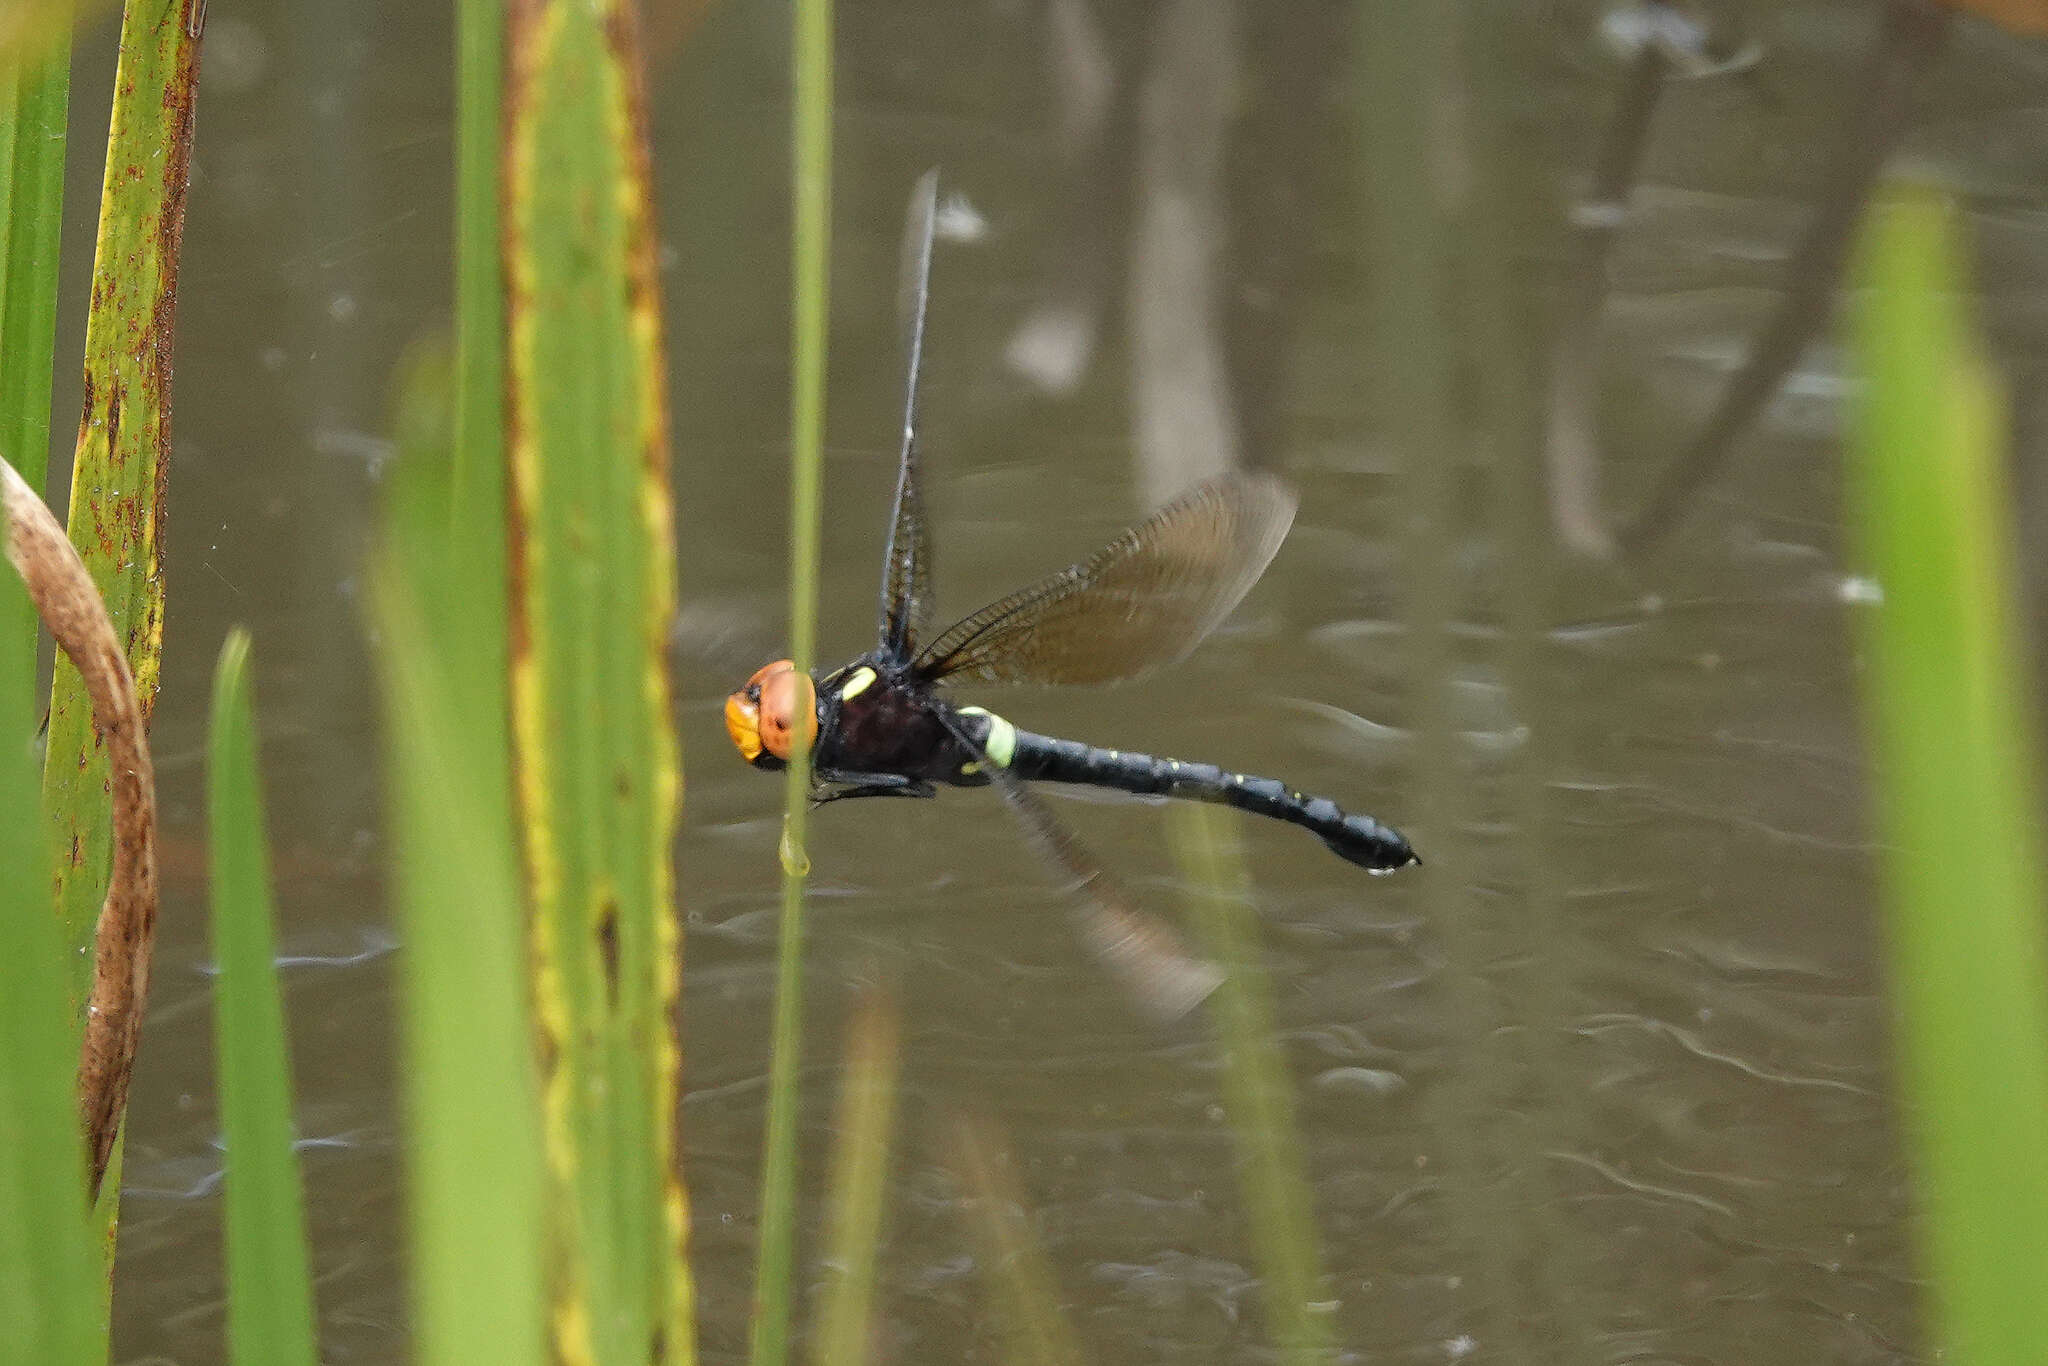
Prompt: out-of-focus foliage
<box><xmin>207</xmin><ymin>632</ymin><xmax>320</xmax><ymax>1366</ymax></box>
<box><xmin>1848</xmin><ymin>184</ymin><xmax>2048</xmax><ymax>1366</ymax></box>
<box><xmin>0</xmin><ymin>505</ymin><xmax>97</xmax><ymax>1366</ymax></box>
<box><xmin>375</xmin><ymin>340</ymin><xmax>547</xmax><ymax>1366</ymax></box>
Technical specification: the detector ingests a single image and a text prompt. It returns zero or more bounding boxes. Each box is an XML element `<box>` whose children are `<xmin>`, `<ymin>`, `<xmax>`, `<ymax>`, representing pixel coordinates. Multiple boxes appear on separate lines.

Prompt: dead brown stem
<box><xmin>1</xmin><ymin>456</ymin><xmax>157</xmax><ymax>1201</ymax></box>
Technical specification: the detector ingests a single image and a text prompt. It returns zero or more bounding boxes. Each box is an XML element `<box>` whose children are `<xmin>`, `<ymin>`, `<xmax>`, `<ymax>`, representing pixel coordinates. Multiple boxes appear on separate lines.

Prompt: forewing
<box><xmin>878</xmin><ymin>169</ymin><xmax>940</xmax><ymax>662</ymax></box>
<box><xmin>936</xmin><ymin>711</ymin><xmax>1221</xmax><ymax>1020</ymax></box>
<box><xmin>917</xmin><ymin>471</ymin><xmax>1297</xmax><ymax>686</ymax></box>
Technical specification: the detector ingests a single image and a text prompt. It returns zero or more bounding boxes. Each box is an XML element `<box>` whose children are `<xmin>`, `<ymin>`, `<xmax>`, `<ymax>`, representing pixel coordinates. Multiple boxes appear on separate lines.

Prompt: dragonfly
<box><xmin>724</xmin><ymin>172</ymin><xmax>1418</xmax><ymax>1017</ymax></box>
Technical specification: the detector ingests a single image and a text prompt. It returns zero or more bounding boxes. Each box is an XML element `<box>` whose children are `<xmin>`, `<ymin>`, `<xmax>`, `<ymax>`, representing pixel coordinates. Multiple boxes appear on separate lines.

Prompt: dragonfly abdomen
<box><xmin>1005</xmin><ymin>730</ymin><xmax>1418</xmax><ymax>872</ymax></box>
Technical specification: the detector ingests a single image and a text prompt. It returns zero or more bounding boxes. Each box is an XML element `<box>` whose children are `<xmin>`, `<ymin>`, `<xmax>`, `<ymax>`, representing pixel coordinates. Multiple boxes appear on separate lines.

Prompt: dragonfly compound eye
<box><xmin>726</xmin><ymin>660</ymin><xmax>815</xmax><ymax>765</ymax></box>
<box><xmin>727</xmin><ymin>658</ymin><xmax>788</xmax><ymax>763</ymax></box>
<box><xmin>756</xmin><ymin>665</ymin><xmax>819</xmax><ymax>761</ymax></box>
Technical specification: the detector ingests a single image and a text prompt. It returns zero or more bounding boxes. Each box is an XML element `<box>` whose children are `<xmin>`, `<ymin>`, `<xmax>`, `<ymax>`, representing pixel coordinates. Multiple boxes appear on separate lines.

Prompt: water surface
<box><xmin>96</xmin><ymin>4</ymin><xmax>2048</xmax><ymax>1361</ymax></box>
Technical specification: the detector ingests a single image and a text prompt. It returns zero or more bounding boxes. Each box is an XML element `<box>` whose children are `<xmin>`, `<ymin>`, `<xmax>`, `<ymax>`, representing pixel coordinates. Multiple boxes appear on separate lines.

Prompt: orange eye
<box><xmin>725</xmin><ymin>660</ymin><xmax>817</xmax><ymax>765</ymax></box>
<box><xmin>757</xmin><ymin>665</ymin><xmax>818</xmax><ymax>761</ymax></box>
<box><xmin>723</xmin><ymin>695</ymin><xmax>762</xmax><ymax>761</ymax></box>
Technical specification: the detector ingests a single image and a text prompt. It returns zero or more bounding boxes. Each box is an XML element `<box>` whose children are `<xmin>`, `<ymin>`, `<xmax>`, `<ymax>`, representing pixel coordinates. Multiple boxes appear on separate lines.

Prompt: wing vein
<box><xmin>917</xmin><ymin>471</ymin><xmax>1298</xmax><ymax>687</ymax></box>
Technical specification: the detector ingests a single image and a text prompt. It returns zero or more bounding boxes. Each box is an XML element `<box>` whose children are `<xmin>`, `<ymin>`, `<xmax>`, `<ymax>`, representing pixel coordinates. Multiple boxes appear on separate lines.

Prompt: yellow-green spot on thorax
<box><xmin>839</xmin><ymin>665</ymin><xmax>876</xmax><ymax>701</ymax></box>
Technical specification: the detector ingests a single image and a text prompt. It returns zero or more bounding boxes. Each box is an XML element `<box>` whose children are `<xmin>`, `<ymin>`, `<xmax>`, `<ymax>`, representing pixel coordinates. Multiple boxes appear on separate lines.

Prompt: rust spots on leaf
<box><xmin>531</xmin><ymin>1006</ymin><xmax>560</xmax><ymax>1079</ymax></box>
<box><xmin>596</xmin><ymin>898</ymin><xmax>621</xmax><ymax>1004</ymax></box>
<box><xmin>502</xmin><ymin>3</ymin><xmax>689</xmax><ymax>1348</ymax></box>
<box><xmin>40</xmin><ymin>0</ymin><xmax>208</xmax><ymax>1053</ymax></box>
<box><xmin>602</xmin><ymin>0</ymin><xmax>671</xmax><ymax>491</ymax></box>
<box><xmin>65</xmin><ymin>0</ymin><xmax>202</xmax><ymax>720</ymax></box>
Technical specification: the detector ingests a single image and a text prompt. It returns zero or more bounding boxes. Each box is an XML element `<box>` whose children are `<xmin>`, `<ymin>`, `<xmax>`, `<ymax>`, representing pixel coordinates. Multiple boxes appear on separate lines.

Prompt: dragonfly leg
<box><xmin>810</xmin><ymin>770</ymin><xmax>937</xmax><ymax>806</ymax></box>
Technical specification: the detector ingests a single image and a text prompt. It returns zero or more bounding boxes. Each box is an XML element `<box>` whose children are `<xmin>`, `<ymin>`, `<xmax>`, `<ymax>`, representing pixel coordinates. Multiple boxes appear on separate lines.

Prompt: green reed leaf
<box><xmin>207</xmin><ymin>631</ymin><xmax>319</xmax><ymax>1366</ymax></box>
<box><xmin>0</xmin><ymin>503</ymin><xmax>97</xmax><ymax>1366</ymax></box>
<box><xmin>504</xmin><ymin>4</ymin><xmax>691</xmax><ymax>1361</ymax></box>
<box><xmin>42</xmin><ymin>0</ymin><xmax>201</xmax><ymax>1016</ymax></box>
<box><xmin>0</xmin><ymin>37</ymin><xmax>69</xmax><ymax>700</ymax></box>
<box><xmin>376</xmin><ymin>339</ymin><xmax>546</xmax><ymax>1366</ymax></box>
<box><xmin>1848</xmin><ymin>184</ymin><xmax>2048</xmax><ymax>1366</ymax></box>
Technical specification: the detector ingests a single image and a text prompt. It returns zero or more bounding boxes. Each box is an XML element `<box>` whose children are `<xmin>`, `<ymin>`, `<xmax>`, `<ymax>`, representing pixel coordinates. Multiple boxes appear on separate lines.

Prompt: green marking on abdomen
<box><xmin>957</xmin><ymin>706</ymin><xmax>1016</xmax><ymax>768</ymax></box>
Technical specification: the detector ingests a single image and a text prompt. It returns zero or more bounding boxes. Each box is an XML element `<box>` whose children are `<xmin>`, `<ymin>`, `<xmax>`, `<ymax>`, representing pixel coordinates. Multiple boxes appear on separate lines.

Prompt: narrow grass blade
<box><xmin>206</xmin><ymin>630</ymin><xmax>319</xmax><ymax>1366</ymax></box>
<box><xmin>0</xmin><ymin>38</ymin><xmax>69</xmax><ymax>727</ymax></box>
<box><xmin>1170</xmin><ymin>805</ymin><xmax>1328</xmax><ymax>1363</ymax></box>
<box><xmin>813</xmin><ymin>985</ymin><xmax>903</xmax><ymax>1366</ymax></box>
<box><xmin>752</xmin><ymin>0</ymin><xmax>833</xmax><ymax>1359</ymax></box>
<box><xmin>1847</xmin><ymin>184</ymin><xmax>2048</xmax><ymax>1365</ymax></box>
<box><xmin>0</xmin><ymin>20</ymin><xmax>73</xmax><ymax>849</ymax></box>
<box><xmin>42</xmin><ymin>0</ymin><xmax>201</xmax><ymax>1006</ymax></box>
<box><xmin>452</xmin><ymin>0</ymin><xmax>506</xmax><ymax>796</ymax></box>
<box><xmin>0</xmin><ymin>4</ymin><xmax>94</xmax><ymax>71</ymax></box>
<box><xmin>0</xmin><ymin>42</ymin><xmax>69</xmax><ymax>494</ymax></box>
<box><xmin>0</xmin><ymin>502</ymin><xmax>98</xmax><ymax>1366</ymax></box>
<box><xmin>948</xmin><ymin>1114</ymin><xmax>1082</xmax><ymax>1366</ymax></box>
<box><xmin>375</xmin><ymin>344</ymin><xmax>546</xmax><ymax>1366</ymax></box>
<box><xmin>504</xmin><ymin>5</ymin><xmax>691</xmax><ymax>1362</ymax></box>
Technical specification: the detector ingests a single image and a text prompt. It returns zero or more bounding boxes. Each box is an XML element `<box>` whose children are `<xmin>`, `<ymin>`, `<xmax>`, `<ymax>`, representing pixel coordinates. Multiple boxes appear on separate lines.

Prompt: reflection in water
<box><xmin>1620</xmin><ymin>0</ymin><xmax>1952</xmax><ymax>553</ymax></box>
<box><xmin>99</xmin><ymin>1</ymin><xmax>2048</xmax><ymax>1362</ymax></box>
<box><xmin>1128</xmin><ymin>0</ymin><xmax>1239</xmax><ymax>506</ymax></box>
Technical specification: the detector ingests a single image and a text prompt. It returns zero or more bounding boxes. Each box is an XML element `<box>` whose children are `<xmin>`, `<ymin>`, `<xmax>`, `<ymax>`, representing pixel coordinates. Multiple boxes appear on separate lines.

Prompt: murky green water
<box><xmin>93</xmin><ymin>3</ymin><xmax>2048</xmax><ymax>1361</ymax></box>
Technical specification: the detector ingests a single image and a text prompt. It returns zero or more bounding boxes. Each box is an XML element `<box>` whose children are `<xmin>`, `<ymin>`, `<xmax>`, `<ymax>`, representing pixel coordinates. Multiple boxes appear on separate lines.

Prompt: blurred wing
<box><xmin>878</xmin><ymin>168</ymin><xmax>941</xmax><ymax>663</ymax></box>
<box><xmin>937</xmin><ymin>711</ymin><xmax>1220</xmax><ymax>1020</ymax></box>
<box><xmin>916</xmin><ymin>471</ymin><xmax>1297</xmax><ymax>686</ymax></box>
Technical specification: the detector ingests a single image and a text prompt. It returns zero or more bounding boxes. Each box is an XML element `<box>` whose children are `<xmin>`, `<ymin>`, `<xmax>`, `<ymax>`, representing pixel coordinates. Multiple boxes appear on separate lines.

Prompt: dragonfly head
<box><xmin>725</xmin><ymin>660</ymin><xmax>818</xmax><ymax>768</ymax></box>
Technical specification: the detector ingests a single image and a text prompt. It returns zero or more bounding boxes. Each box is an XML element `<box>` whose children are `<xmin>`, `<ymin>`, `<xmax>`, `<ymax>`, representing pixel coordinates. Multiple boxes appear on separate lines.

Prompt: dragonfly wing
<box><xmin>878</xmin><ymin>169</ymin><xmax>941</xmax><ymax>662</ymax></box>
<box><xmin>937</xmin><ymin>710</ymin><xmax>1221</xmax><ymax>1020</ymax></box>
<box><xmin>916</xmin><ymin>471</ymin><xmax>1298</xmax><ymax>686</ymax></box>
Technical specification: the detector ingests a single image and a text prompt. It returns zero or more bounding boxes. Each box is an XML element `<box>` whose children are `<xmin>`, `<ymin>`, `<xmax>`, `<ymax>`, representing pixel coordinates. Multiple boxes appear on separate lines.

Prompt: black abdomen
<box><xmin>1007</xmin><ymin>732</ymin><xmax>1418</xmax><ymax>872</ymax></box>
